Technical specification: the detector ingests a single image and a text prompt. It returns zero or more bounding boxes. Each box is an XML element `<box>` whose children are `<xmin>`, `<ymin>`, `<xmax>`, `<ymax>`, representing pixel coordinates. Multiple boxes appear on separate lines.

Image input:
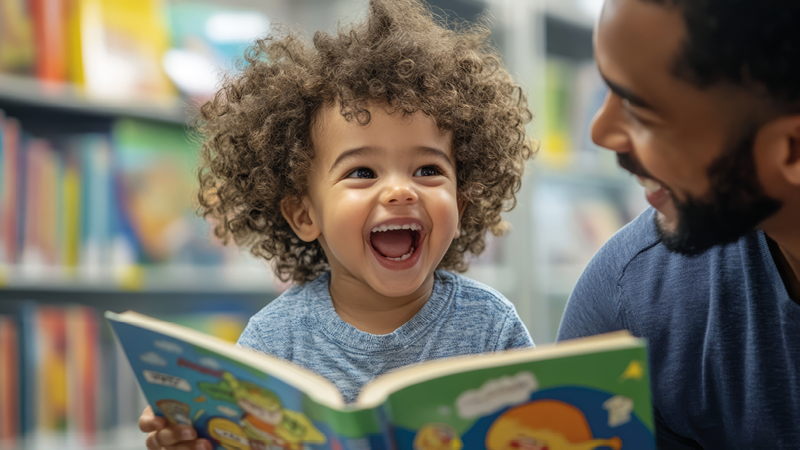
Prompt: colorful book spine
<box><xmin>29</xmin><ymin>0</ymin><xmax>70</xmax><ymax>83</ymax></box>
<box><xmin>1</xmin><ymin>117</ymin><xmax>20</xmax><ymax>265</ymax></box>
<box><xmin>0</xmin><ymin>315</ymin><xmax>20</xmax><ymax>441</ymax></box>
<box><xmin>0</xmin><ymin>0</ymin><xmax>36</xmax><ymax>74</ymax></box>
<box><xmin>66</xmin><ymin>306</ymin><xmax>100</xmax><ymax>444</ymax></box>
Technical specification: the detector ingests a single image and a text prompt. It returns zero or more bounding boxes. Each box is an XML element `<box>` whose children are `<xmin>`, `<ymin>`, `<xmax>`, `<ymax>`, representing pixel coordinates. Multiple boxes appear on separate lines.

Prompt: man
<box><xmin>557</xmin><ymin>0</ymin><xmax>800</xmax><ymax>448</ymax></box>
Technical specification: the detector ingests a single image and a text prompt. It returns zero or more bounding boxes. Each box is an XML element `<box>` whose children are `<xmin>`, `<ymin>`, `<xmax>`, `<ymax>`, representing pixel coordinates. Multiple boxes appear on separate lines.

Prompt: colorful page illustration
<box><xmin>109</xmin><ymin>319</ymin><xmax>384</xmax><ymax>450</ymax></box>
<box><xmin>384</xmin><ymin>346</ymin><xmax>654</xmax><ymax>450</ymax></box>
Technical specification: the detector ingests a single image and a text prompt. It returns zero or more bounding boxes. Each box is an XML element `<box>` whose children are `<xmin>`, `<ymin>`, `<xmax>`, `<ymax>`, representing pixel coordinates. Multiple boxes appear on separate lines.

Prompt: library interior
<box><xmin>0</xmin><ymin>0</ymin><xmax>648</xmax><ymax>448</ymax></box>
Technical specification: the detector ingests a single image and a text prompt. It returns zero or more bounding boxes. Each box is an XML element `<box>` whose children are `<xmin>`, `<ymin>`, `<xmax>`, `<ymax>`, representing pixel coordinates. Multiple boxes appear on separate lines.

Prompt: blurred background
<box><xmin>0</xmin><ymin>0</ymin><xmax>647</xmax><ymax>448</ymax></box>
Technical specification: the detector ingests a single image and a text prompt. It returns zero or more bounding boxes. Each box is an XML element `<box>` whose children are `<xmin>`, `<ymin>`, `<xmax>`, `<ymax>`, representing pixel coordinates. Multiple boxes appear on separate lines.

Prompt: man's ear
<box><xmin>454</xmin><ymin>197</ymin><xmax>468</xmax><ymax>239</ymax></box>
<box><xmin>785</xmin><ymin>121</ymin><xmax>800</xmax><ymax>186</ymax></box>
<box><xmin>280</xmin><ymin>197</ymin><xmax>320</xmax><ymax>243</ymax></box>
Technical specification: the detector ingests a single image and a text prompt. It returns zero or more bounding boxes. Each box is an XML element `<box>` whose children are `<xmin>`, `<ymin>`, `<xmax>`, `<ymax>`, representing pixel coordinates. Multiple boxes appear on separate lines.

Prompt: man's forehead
<box><xmin>596</xmin><ymin>0</ymin><xmax>684</xmax><ymax>77</ymax></box>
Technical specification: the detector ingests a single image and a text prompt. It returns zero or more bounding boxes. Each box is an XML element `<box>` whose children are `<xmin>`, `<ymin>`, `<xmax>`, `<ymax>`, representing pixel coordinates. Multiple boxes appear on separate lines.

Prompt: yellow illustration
<box><xmin>156</xmin><ymin>399</ymin><xmax>192</xmax><ymax>426</ymax></box>
<box><xmin>209</xmin><ymin>417</ymin><xmax>251</xmax><ymax>450</ymax></box>
<box><xmin>486</xmin><ymin>400</ymin><xmax>622</xmax><ymax>450</ymax></box>
<box><xmin>223</xmin><ymin>372</ymin><xmax>326</xmax><ymax>450</ymax></box>
<box><xmin>618</xmin><ymin>361</ymin><xmax>645</xmax><ymax>382</ymax></box>
<box><xmin>414</xmin><ymin>423</ymin><xmax>463</xmax><ymax>450</ymax></box>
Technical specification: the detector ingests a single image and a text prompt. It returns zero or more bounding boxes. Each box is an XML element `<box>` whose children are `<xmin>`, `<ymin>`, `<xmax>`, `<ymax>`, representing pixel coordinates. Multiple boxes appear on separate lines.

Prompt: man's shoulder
<box><xmin>589</xmin><ymin>207</ymin><xmax>663</xmax><ymax>277</ymax></box>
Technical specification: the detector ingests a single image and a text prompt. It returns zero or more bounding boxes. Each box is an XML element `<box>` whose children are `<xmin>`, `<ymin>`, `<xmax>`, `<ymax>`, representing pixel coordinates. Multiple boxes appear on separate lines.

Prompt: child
<box><xmin>140</xmin><ymin>0</ymin><xmax>534</xmax><ymax>448</ymax></box>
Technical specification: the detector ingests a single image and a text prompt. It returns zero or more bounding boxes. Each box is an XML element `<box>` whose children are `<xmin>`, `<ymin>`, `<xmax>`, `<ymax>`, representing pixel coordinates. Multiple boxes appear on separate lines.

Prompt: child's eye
<box><xmin>346</xmin><ymin>167</ymin><xmax>376</xmax><ymax>179</ymax></box>
<box><xmin>414</xmin><ymin>165</ymin><xmax>441</xmax><ymax>177</ymax></box>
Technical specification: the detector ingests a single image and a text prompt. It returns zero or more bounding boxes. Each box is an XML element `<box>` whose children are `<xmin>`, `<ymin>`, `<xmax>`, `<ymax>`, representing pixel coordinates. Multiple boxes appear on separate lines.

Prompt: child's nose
<box><xmin>381</xmin><ymin>181</ymin><xmax>418</xmax><ymax>205</ymax></box>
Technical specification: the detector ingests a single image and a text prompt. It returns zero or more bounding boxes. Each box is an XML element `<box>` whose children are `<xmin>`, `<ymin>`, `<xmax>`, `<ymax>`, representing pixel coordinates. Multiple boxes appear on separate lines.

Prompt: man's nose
<box><xmin>590</xmin><ymin>91</ymin><xmax>633</xmax><ymax>154</ymax></box>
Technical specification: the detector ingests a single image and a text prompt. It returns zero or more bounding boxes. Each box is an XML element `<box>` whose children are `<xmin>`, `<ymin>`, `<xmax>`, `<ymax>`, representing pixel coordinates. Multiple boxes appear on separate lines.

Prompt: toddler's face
<box><xmin>303</xmin><ymin>104</ymin><xmax>461</xmax><ymax>297</ymax></box>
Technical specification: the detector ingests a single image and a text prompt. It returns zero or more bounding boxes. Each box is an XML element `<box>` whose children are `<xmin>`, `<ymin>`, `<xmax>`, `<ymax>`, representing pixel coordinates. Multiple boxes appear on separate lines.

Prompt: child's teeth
<box><xmin>371</xmin><ymin>223</ymin><xmax>421</xmax><ymax>233</ymax></box>
<box><xmin>387</xmin><ymin>247</ymin><xmax>415</xmax><ymax>261</ymax></box>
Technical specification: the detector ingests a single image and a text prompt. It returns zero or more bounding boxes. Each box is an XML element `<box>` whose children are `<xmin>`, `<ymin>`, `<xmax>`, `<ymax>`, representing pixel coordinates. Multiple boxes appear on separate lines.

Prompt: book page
<box><xmin>358</xmin><ymin>331</ymin><xmax>638</xmax><ymax>407</ymax></box>
<box><xmin>108</xmin><ymin>311</ymin><xmax>399</xmax><ymax>449</ymax></box>
<box><xmin>107</xmin><ymin>311</ymin><xmax>343</xmax><ymax>407</ymax></box>
<box><xmin>362</xmin><ymin>332</ymin><xmax>654</xmax><ymax>449</ymax></box>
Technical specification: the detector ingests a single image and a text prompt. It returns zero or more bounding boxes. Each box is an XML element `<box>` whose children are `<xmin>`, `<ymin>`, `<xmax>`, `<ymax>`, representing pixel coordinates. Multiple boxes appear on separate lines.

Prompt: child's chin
<box><xmin>369</xmin><ymin>274</ymin><xmax>428</xmax><ymax>297</ymax></box>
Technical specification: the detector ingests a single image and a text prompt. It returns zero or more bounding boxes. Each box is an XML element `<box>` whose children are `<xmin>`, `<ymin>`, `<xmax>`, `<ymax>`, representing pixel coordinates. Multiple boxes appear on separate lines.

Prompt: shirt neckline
<box><xmin>307</xmin><ymin>270</ymin><xmax>456</xmax><ymax>353</ymax></box>
<box><xmin>755</xmin><ymin>231</ymin><xmax>798</xmax><ymax>311</ymax></box>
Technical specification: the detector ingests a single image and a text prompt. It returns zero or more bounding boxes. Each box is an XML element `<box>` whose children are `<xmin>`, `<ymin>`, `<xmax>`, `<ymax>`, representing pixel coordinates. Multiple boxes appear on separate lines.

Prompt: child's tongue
<box><xmin>371</xmin><ymin>230</ymin><xmax>413</xmax><ymax>258</ymax></box>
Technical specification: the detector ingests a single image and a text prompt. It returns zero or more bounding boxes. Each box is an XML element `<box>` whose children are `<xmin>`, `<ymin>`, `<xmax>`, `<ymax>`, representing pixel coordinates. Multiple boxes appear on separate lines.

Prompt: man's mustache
<box><xmin>617</xmin><ymin>153</ymin><xmax>652</xmax><ymax>179</ymax></box>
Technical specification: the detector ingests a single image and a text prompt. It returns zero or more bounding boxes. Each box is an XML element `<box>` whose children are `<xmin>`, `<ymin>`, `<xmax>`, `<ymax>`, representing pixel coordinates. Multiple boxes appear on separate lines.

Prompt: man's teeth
<box><xmin>371</xmin><ymin>223</ymin><xmax>421</xmax><ymax>233</ymax></box>
<box><xmin>386</xmin><ymin>247</ymin><xmax>415</xmax><ymax>261</ymax></box>
<box><xmin>636</xmin><ymin>176</ymin><xmax>663</xmax><ymax>193</ymax></box>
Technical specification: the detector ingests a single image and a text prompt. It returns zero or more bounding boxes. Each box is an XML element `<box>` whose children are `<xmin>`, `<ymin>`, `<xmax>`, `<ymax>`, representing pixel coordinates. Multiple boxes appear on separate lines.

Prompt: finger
<box><xmin>139</xmin><ymin>406</ymin><xmax>167</xmax><ymax>432</ymax></box>
<box><xmin>172</xmin><ymin>439</ymin><xmax>213</xmax><ymax>450</ymax></box>
<box><xmin>145</xmin><ymin>426</ymin><xmax>197</xmax><ymax>449</ymax></box>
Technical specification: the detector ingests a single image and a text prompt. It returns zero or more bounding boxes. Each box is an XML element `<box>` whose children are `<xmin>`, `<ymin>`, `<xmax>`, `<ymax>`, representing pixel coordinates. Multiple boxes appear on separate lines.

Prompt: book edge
<box><xmin>104</xmin><ymin>310</ymin><xmax>346</xmax><ymax>410</ymax></box>
<box><xmin>356</xmin><ymin>331</ymin><xmax>644</xmax><ymax>408</ymax></box>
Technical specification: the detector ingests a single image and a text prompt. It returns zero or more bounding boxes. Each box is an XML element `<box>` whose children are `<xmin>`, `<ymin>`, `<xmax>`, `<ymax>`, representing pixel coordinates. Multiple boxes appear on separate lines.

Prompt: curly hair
<box><xmin>644</xmin><ymin>0</ymin><xmax>800</xmax><ymax>111</ymax></box>
<box><xmin>196</xmin><ymin>0</ymin><xmax>533</xmax><ymax>284</ymax></box>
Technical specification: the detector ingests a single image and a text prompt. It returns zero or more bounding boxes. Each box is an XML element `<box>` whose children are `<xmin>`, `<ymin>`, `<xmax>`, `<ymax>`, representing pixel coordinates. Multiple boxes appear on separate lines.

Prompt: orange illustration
<box><xmin>486</xmin><ymin>400</ymin><xmax>622</xmax><ymax>450</ymax></box>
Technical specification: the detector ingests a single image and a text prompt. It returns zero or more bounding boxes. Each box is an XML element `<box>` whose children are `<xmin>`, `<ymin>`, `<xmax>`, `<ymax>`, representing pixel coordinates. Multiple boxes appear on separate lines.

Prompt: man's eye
<box><xmin>346</xmin><ymin>167</ymin><xmax>376</xmax><ymax>179</ymax></box>
<box><xmin>415</xmin><ymin>166</ymin><xmax>441</xmax><ymax>177</ymax></box>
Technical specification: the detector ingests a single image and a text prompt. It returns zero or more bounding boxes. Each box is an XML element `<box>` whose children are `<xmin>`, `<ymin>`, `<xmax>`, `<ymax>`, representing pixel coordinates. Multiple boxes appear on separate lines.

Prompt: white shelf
<box><xmin>1</xmin><ymin>426</ymin><xmax>145</xmax><ymax>450</ymax></box>
<box><xmin>0</xmin><ymin>264</ymin><xmax>280</xmax><ymax>294</ymax></box>
<box><xmin>0</xmin><ymin>74</ymin><xmax>189</xmax><ymax>124</ymax></box>
<box><xmin>545</xmin><ymin>0</ymin><xmax>598</xmax><ymax>29</ymax></box>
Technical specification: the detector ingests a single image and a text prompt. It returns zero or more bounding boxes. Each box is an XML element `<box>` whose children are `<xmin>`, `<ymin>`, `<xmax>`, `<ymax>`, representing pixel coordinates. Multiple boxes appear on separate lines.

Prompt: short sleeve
<box><xmin>556</xmin><ymin>252</ymin><xmax>627</xmax><ymax>341</ymax></box>
<box><xmin>495</xmin><ymin>307</ymin><xmax>535</xmax><ymax>350</ymax></box>
<box><xmin>236</xmin><ymin>318</ymin><xmax>266</xmax><ymax>351</ymax></box>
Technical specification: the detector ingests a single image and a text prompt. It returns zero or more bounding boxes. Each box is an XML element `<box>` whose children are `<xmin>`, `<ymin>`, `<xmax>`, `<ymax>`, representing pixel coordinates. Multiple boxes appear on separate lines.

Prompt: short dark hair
<box><xmin>196</xmin><ymin>0</ymin><xmax>533</xmax><ymax>284</ymax></box>
<box><xmin>645</xmin><ymin>0</ymin><xmax>800</xmax><ymax>111</ymax></box>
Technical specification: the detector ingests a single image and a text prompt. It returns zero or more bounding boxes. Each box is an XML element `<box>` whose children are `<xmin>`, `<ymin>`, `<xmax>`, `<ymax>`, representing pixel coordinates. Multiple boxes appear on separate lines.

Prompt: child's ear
<box><xmin>281</xmin><ymin>197</ymin><xmax>320</xmax><ymax>243</ymax></box>
<box><xmin>454</xmin><ymin>198</ymin><xmax>468</xmax><ymax>238</ymax></box>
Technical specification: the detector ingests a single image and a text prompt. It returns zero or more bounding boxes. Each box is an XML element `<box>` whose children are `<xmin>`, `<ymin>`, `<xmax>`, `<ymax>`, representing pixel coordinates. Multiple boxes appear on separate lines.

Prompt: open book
<box><xmin>106</xmin><ymin>311</ymin><xmax>655</xmax><ymax>450</ymax></box>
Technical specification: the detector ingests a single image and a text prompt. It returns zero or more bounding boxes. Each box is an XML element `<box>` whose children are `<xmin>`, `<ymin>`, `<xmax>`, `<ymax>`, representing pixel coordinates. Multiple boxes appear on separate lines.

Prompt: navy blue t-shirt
<box><xmin>557</xmin><ymin>208</ymin><xmax>800</xmax><ymax>449</ymax></box>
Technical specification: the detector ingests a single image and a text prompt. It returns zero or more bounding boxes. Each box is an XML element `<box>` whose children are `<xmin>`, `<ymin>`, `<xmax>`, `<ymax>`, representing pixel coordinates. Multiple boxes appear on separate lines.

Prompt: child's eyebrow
<box><xmin>329</xmin><ymin>146</ymin><xmax>454</xmax><ymax>174</ymax></box>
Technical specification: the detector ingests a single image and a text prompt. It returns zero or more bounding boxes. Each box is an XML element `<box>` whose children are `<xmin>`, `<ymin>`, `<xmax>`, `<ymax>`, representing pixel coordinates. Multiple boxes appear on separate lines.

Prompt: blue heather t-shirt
<box><xmin>238</xmin><ymin>270</ymin><xmax>534</xmax><ymax>403</ymax></box>
<box><xmin>558</xmin><ymin>208</ymin><xmax>800</xmax><ymax>449</ymax></box>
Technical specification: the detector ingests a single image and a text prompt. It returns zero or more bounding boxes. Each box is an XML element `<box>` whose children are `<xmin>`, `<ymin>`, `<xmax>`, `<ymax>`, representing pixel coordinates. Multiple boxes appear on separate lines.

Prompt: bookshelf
<box><xmin>0</xmin><ymin>0</ymin><xmax>648</xmax><ymax>448</ymax></box>
<box><xmin>481</xmin><ymin>0</ymin><xmax>648</xmax><ymax>346</ymax></box>
<box><xmin>0</xmin><ymin>74</ymin><xmax>188</xmax><ymax>125</ymax></box>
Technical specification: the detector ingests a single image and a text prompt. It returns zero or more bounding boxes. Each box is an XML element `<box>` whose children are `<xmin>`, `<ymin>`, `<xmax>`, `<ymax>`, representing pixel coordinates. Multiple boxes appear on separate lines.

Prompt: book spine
<box><xmin>0</xmin><ymin>110</ymin><xmax>5</xmax><ymax>266</ymax></box>
<box><xmin>0</xmin><ymin>315</ymin><xmax>20</xmax><ymax>441</ymax></box>
<box><xmin>2</xmin><ymin>118</ymin><xmax>20</xmax><ymax>265</ymax></box>
<box><xmin>30</xmin><ymin>0</ymin><xmax>70</xmax><ymax>82</ymax></box>
<box><xmin>18</xmin><ymin>302</ymin><xmax>38</xmax><ymax>436</ymax></box>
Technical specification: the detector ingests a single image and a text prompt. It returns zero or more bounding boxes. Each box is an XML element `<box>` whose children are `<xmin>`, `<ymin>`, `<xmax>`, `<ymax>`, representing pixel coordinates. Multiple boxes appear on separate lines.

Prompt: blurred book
<box><xmin>1</xmin><ymin>112</ymin><xmax>277</xmax><ymax>291</ymax></box>
<box><xmin>0</xmin><ymin>314</ymin><xmax>20</xmax><ymax>441</ymax></box>
<box><xmin>163</xmin><ymin>1</ymin><xmax>270</xmax><ymax>100</ymax></box>
<box><xmin>29</xmin><ymin>0</ymin><xmax>71</xmax><ymax>83</ymax></box>
<box><xmin>69</xmin><ymin>0</ymin><xmax>175</xmax><ymax>100</ymax></box>
<box><xmin>0</xmin><ymin>0</ymin><xmax>36</xmax><ymax>75</ymax></box>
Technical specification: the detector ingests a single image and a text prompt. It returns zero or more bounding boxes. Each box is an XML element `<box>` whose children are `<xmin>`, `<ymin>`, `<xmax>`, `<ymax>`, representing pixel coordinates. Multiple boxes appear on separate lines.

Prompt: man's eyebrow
<box><xmin>601</xmin><ymin>75</ymin><xmax>653</xmax><ymax>109</ymax></box>
<box><xmin>329</xmin><ymin>146</ymin><xmax>377</xmax><ymax>174</ymax></box>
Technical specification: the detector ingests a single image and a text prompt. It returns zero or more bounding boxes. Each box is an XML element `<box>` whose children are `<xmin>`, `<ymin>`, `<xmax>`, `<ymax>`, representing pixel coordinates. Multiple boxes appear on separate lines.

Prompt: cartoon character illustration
<box><xmin>414</xmin><ymin>423</ymin><xmax>463</xmax><ymax>450</ymax></box>
<box><xmin>486</xmin><ymin>400</ymin><xmax>622</xmax><ymax>450</ymax></box>
<box><xmin>156</xmin><ymin>399</ymin><xmax>192</xmax><ymax>426</ymax></box>
<box><xmin>223</xmin><ymin>372</ymin><xmax>326</xmax><ymax>450</ymax></box>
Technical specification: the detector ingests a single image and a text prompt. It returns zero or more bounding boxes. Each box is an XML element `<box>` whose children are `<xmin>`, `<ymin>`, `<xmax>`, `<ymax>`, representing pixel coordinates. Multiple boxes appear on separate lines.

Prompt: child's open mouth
<box><xmin>369</xmin><ymin>223</ymin><xmax>422</xmax><ymax>261</ymax></box>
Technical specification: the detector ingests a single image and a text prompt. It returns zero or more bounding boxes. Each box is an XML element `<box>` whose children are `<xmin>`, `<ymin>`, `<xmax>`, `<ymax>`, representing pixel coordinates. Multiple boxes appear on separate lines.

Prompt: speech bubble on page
<box><xmin>140</xmin><ymin>352</ymin><xmax>168</xmax><ymax>366</ymax></box>
<box><xmin>154</xmin><ymin>340</ymin><xmax>184</xmax><ymax>354</ymax></box>
<box><xmin>456</xmin><ymin>371</ymin><xmax>538</xmax><ymax>419</ymax></box>
<box><xmin>144</xmin><ymin>370</ymin><xmax>193</xmax><ymax>392</ymax></box>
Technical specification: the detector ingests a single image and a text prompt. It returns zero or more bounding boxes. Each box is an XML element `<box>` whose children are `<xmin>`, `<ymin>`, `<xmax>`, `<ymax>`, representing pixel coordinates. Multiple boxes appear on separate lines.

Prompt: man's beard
<box><xmin>618</xmin><ymin>129</ymin><xmax>782</xmax><ymax>256</ymax></box>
